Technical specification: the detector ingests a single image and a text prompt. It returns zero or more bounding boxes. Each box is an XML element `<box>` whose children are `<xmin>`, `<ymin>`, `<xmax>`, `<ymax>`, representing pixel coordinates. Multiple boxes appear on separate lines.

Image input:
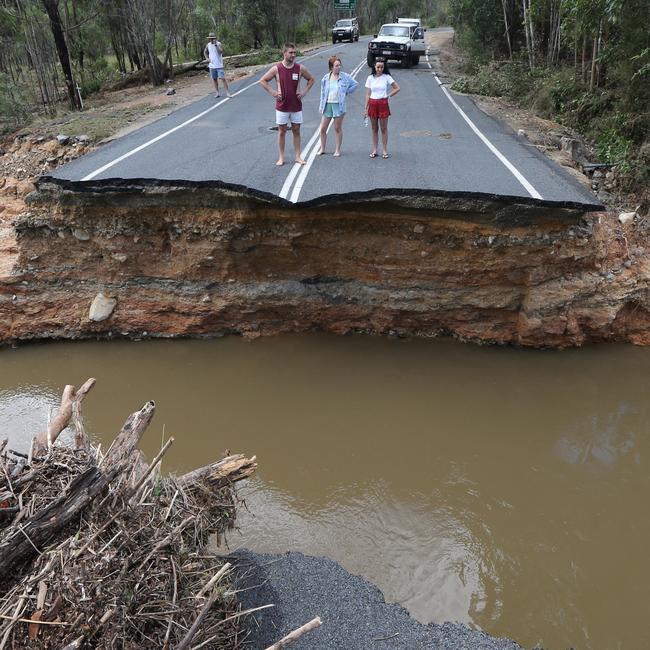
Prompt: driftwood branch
<box><xmin>33</xmin><ymin>379</ymin><xmax>96</xmax><ymax>456</ymax></box>
<box><xmin>264</xmin><ymin>617</ymin><xmax>323</xmax><ymax>649</ymax></box>
<box><xmin>177</xmin><ymin>454</ymin><xmax>257</xmax><ymax>491</ymax></box>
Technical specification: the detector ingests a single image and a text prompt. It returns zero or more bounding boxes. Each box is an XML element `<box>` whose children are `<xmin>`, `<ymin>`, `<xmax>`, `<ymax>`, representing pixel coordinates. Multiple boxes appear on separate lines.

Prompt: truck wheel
<box><xmin>367</xmin><ymin>53</ymin><xmax>375</xmax><ymax>68</ymax></box>
<box><xmin>402</xmin><ymin>54</ymin><xmax>411</xmax><ymax>68</ymax></box>
<box><xmin>412</xmin><ymin>54</ymin><xmax>420</xmax><ymax>66</ymax></box>
<box><xmin>355</xmin><ymin>35</ymin><xmax>359</xmax><ymax>42</ymax></box>
<box><xmin>332</xmin><ymin>37</ymin><xmax>337</xmax><ymax>44</ymax></box>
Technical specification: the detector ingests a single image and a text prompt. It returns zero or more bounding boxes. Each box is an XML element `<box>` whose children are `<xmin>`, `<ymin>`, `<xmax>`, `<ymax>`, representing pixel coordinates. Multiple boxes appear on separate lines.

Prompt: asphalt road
<box><xmin>52</xmin><ymin>34</ymin><xmax>602</xmax><ymax>209</ymax></box>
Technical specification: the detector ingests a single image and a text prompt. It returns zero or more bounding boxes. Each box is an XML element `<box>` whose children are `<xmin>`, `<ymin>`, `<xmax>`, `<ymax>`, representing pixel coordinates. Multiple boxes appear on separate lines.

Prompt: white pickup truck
<box><xmin>367</xmin><ymin>22</ymin><xmax>426</xmax><ymax>68</ymax></box>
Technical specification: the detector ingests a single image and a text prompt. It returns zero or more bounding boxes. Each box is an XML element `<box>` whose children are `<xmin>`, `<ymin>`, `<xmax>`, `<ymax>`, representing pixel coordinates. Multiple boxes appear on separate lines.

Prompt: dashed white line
<box><xmin>424</xmin><ymin>53</ymin><xmax>542</xmax><ymax>200</ymax></box>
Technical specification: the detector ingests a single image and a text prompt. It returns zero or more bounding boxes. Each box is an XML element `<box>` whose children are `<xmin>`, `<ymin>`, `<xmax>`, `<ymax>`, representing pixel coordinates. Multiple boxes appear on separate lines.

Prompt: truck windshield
<box><xmin>336</xmin><ymin>20</ymin><xmax>352</xmax><ymax>26</ymax></box>
<box><xmin>379</xmin><ymin>26</ymin><xmax>410</xmax><ymax>37</ymax></box>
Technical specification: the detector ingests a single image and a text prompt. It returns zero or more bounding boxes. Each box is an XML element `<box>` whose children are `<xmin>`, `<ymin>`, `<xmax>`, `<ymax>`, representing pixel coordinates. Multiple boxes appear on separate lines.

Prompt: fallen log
<box><xmin>106</xmin><ymin>59</ymin><xmax>202</xmax><ymax>91</ymax></box>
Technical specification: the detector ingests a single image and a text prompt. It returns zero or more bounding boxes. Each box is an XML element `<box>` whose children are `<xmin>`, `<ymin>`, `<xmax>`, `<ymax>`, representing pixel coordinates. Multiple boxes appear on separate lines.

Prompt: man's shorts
<box><xmin>210</xmin><ymin>68</ymin><xmax>225</xmax><ymax>80</ymax></box>
<box><xmin>276</xmin><ymin>110</ymin><xmax>303</xmax><ymax>126</ymax></box>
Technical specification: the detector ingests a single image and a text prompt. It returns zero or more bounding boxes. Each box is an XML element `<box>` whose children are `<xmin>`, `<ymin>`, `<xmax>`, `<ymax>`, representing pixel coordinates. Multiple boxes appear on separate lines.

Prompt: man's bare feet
<box><xmin>333</xmin><ymin>151</ymin><xmax>341</xmax><ymax>157</ymax></box>
<box><xmin>276</xmin><ymin>159</ymin><xmax>284</xmax><ymax>166</ymax></box>
<box><xmin>295</xmin><ymin>158</ymin><xmax>306</xmax><ymax>165</ymax></box>
<box><xmin>317</xmin><ymin>150</ymin><xmax>326</xmax><ymax>155</ymax></box>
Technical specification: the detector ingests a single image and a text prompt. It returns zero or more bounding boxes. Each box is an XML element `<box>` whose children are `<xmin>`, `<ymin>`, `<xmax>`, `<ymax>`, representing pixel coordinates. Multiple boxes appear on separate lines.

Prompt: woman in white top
<box><xmin>317</xmin><ymin>56</ymin><xmax>359</xmax><ymax>156</ymax></box>
<box><xmin>364</xmin><ymin>58</ymin><xmax>400</xmax><ymax>159</ymax></box>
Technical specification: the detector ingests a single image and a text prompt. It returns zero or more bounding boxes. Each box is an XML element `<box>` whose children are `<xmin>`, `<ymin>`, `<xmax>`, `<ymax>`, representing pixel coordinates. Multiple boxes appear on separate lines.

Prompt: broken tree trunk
<box><xmin>33</xmin><ymin>378</ymin><xmax>96</xmax><ymax>456</ymax></box>
<box><xmin>177</xmin><ymin>454</ymin><xmax>258</xmax><ymax>491</ymax></box>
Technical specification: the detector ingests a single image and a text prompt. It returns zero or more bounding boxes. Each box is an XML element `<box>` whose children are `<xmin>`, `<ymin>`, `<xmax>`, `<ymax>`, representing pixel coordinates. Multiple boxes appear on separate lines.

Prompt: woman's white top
<box><xmin>327</xmin><ymin>76</ymin><xmax>340</xmax><ymax>103</ymax></box>
<box><xmin>365</xmin><ymin>73</ymin><xmax>395</xmax><ymax>99</ymax></box>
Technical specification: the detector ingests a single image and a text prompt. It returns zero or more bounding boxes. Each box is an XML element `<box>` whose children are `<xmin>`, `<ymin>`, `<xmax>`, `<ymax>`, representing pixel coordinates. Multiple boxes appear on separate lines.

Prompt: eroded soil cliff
<box><xmin>2</xmin><ymin>175</ymin><xmax>649</xmax><ymax>349</ymax></box>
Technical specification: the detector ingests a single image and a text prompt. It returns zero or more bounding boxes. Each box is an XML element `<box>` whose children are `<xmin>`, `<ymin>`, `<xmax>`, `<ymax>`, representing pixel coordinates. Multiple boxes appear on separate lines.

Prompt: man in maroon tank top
<box><xmin>260</xmin><ymin>43</ymin><xmax>314</xmax><ymax>166</ymax></box>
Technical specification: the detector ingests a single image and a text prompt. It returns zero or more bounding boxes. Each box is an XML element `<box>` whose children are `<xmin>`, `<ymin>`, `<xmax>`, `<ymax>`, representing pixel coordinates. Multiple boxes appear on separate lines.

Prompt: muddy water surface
<box><xmin>2</xmin><ymin>335</ymin><xmax>649</xmax><ymax>649</ymax></box>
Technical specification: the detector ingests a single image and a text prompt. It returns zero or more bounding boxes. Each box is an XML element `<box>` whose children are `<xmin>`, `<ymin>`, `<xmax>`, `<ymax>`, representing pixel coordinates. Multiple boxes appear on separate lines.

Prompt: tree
<box><xmin>41</xmin><ymin>0</ymin><xmax>82</xmax><ymax>108</ymax></box>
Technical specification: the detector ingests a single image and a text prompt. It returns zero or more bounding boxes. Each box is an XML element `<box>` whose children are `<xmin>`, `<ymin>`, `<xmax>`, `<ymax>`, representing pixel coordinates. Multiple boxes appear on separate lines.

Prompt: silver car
<box><xmin>332</xmin><ymin>18</ymin><xmax>359</xmax><ymax>43</ymax></box>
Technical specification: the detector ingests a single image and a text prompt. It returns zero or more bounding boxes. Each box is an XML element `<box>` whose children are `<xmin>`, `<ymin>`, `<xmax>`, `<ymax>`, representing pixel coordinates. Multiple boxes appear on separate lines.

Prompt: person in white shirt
<box><xmin>203</xmin><ymin>32</ymin><xmax>232</xmax><ymax>99</ymax></box>
<box><xmin>364</xmin><ymin>58</ymin><xmax>400</xmax><ymax>159</ymax></box>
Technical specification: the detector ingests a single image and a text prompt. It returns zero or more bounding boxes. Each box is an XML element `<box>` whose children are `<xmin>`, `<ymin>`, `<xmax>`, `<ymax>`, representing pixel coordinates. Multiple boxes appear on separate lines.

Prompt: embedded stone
<box><xmin>72</xmin><ymin>228</ymin><xmax>90</xmax><ymax>241</ymax></box>
<box><xmin>89</xmin><ymin>293</ymin><xmax>117</xmax><ymax>322</ymax></box>
<box><xmin>618</xmin><ymin>211</ymin><xmax>637</xmax><ymax>224</ymax></box>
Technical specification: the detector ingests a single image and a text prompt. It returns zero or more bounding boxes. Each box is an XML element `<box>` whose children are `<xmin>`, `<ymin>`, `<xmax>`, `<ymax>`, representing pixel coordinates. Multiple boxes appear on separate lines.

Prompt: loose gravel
<box><xmin>232</xmin><ymin>549</ymin><xmax>525</xmax><ymax>650</ymax></box>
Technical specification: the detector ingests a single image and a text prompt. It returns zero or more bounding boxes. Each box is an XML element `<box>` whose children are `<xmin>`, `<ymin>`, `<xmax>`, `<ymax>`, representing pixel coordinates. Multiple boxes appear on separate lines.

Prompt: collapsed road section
<box><xmin>4</xmin><ymin>176</ymin><xmax>649</xmax><ymax>349</ymax></box>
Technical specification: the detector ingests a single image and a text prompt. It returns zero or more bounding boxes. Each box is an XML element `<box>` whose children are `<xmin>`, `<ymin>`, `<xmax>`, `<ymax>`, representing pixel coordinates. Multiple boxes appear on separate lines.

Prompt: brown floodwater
<box><xmin>2</xmin><ymin>334</ymin><xmax>648</xmax><ymax>649</ymax></box>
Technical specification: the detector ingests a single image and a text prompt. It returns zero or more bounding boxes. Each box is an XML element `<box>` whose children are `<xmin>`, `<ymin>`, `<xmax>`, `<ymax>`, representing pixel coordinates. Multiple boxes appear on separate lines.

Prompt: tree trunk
<box><xmin>501</xmin><ymin>0</ymin><xmax>513</xmax><ymax>58</ymax></box>
<box><xmin>41</xmin><ymin>0</ymin><xmax>82</xmax><ymax>110</ymax></box>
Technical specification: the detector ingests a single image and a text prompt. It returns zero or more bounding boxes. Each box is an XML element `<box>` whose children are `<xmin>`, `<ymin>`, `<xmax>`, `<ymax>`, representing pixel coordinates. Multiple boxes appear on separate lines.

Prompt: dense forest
<box><xmin>1</xmin><ymin>0</ymin><xmax>648</xmax><ymax>196</ymax></box>
<box><xmin>449</xmin><ymin>0</ymin><xmax>649</xmax><ymax>196</ymax></box>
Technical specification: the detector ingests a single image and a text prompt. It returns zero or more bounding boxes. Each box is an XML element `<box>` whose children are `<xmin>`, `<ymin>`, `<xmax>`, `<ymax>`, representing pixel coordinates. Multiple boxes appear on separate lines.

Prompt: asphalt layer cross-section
<box><xmin>52</xmin><ymin>34</ymin><xmax>602</xmax><ymax>211</ymax></box>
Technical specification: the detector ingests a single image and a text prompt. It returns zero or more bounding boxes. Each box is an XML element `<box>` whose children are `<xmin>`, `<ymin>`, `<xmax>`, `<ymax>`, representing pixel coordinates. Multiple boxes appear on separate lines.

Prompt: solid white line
<box><xmin>278</xmin><ymin>128</ymin><xmax>321</xmax><ymax>199</ymax></box>
<box><xmin>81</xmin><ymin>46</ymin><xmax>346</xmax><ymax>182</ymax></box>
<box><xmin>424</xmin><ymin>54</ymin><xmax>542</xmax><ymax>199</ymax></box>
<box><xmin>282</xmin><ymin>59</ymin><xmax>366</xmax><ymax>203</ymax></box>
<box><xmin>81</xmin><ymin>90</ymin><xmax>243</xmax><ymax>181</ymax></box>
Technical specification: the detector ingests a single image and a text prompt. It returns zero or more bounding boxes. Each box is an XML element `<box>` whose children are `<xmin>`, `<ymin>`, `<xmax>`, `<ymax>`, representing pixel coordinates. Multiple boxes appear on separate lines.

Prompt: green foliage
<box><xmin>631</xmin><ymin>48</ymin><xmax>649</xmax><ymax>81</ymax></box>
<box><xmin>596</xmin><ymin>127</ymin><xmax>632</xmax><ymax>173</ymax></box>
<box><xmin>448</xmin><ymin>0</ymin><xmax>508</xmax><ymax>58</ymax></box>
<box><xmin>0</xmin><ymin>73</ymin><xmax>32</xmax><ymax>133</ymax></box>
<box><xmin>294</xmin><ymin>21</ymin><xmax>314</xmax><ymax>44</ymax></box>
<box><xmin>243</xmin><ymin>45</ymin><xmax>281</xmax><ymax>66</ymax></box>
<box><xmin>79</xmin><ymin>57</ymin><xmax>115</xmax><ymax>97</ymax></box>
<box><xmin>0</xmin><ymin>5</ymin><xmax>19</xmax><ymax>38</ymax></box>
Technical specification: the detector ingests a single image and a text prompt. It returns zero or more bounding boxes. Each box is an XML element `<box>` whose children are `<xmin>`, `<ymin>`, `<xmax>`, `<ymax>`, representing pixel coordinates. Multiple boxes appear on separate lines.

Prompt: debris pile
<box><xmin>0</xmin><ymin>379</ymin><xmax>257</xmax><ymax>649</ymax></box>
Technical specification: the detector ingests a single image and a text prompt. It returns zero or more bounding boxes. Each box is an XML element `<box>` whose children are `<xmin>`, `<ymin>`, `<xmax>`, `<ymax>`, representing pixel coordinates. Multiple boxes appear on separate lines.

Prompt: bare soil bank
<box><xmin>2</xmin><ymin>34</ymin><xmax>650</xmax><ymax>349</ymax></box>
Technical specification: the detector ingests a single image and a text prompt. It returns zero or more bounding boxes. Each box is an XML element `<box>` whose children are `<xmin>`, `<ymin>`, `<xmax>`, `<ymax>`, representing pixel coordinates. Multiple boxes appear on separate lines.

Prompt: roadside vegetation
<box><xmin>447</xmin><ymin>0</ymin><xmax>650</xmax><ymax>202</ymax></box>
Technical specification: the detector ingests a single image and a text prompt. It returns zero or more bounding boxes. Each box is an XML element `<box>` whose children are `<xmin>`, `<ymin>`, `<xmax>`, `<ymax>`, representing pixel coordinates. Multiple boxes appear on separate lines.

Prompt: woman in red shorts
<box><xmin>364</xmin><ymin>58</ymin><xmax>400</xmax><ymax>159</ymax></box>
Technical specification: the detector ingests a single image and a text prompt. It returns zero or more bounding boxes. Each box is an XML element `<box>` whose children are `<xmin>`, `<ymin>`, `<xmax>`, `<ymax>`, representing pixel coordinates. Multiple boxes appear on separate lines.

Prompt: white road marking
<box><xmin>424</xmin><ymin>53</ymin><xmax>542</xmax><ymax>199</ymax></box>
<box><xmin>280</xmin><ymin>59</ymin><xmax>366</xmax><ymax>202</ymax></box>
<box><xmin>80</xmin><ymin>45</ymin><xmax>347</xmax><ymax>181</ymax></box>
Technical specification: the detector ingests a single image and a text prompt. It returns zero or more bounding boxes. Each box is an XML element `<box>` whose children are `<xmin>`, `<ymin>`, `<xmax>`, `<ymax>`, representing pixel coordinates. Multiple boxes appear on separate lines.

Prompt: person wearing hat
<box><xmin>203</xmin><ymin>32</ymin><xmax>232</xmax><ymax>98</ymax></box>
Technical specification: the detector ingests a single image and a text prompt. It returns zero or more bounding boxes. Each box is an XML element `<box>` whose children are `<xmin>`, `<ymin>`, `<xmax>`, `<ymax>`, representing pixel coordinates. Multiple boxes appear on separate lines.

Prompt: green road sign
<box><xmin>334</xmin><ymin>0</ymin><xmax>356</xmax><ymax>10</ymax></box>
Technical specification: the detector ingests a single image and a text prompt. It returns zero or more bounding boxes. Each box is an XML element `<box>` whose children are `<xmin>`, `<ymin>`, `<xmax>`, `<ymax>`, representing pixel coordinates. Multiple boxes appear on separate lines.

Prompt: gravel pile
<box><xmin>232</xmin><ymin>550</ymin><xmax>524</xmax><ymax>650</ymax></box>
